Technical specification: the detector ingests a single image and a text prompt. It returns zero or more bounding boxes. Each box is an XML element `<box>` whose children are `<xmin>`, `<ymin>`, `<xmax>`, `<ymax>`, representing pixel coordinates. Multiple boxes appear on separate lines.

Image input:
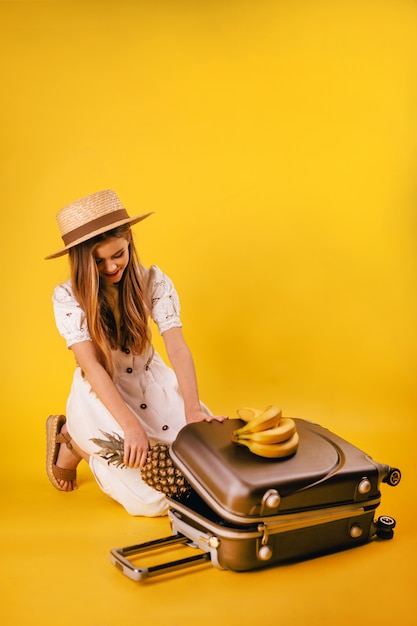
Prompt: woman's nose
<box><xmin>105</xmin><ymin>260</ymin><xmax>117</xmax><ymax>273</ymax></box>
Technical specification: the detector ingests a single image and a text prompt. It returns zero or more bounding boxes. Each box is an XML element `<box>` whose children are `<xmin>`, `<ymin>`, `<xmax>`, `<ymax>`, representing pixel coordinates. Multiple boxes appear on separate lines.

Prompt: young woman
<box><xmin>45</xmin><ymin>189</ymin><xmax>226</xmax><ymax>516</ymax></box>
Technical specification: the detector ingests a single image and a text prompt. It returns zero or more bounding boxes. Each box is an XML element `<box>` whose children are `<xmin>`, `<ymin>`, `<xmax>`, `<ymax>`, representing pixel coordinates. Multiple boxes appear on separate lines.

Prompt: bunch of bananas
<box><xmin>231</xmin><ymin>405</ymin><xmax>299</xmax><ymax>459</ymax></box>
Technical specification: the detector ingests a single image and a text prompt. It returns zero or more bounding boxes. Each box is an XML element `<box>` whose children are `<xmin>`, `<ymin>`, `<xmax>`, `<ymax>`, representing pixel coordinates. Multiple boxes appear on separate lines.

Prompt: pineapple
<box><xmin>90</xmin><ymin>431</ymin><xmax>191</xmax><ymax>499</ymax></box>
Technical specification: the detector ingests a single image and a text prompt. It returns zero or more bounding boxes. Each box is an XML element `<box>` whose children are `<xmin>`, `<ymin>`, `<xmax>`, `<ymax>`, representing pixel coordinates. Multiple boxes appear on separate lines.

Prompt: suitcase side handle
<box><xmin>110</xmin><ymin>533</ymin><xmax>210</xmax><ymax>582</ymax></box>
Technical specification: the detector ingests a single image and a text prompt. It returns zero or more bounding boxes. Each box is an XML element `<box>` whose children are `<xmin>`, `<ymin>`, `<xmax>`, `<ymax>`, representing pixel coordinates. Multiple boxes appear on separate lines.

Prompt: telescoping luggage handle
<box><xmin>110</xmin><ymin>534</ymin><xmax>210</xmax><ymax>582</ymax></box>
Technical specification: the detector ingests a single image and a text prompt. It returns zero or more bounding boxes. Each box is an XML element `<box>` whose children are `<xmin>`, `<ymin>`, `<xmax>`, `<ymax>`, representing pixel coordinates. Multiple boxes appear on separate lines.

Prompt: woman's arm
<box><xmin>162</xmin><ymin>327</ymin><xmax>227</xmax><ymax>423</ymax></box>
<box><xmin>71</xmin><ymin>341</ymin><xmax>149</xmax><ymax>468</ymax></box>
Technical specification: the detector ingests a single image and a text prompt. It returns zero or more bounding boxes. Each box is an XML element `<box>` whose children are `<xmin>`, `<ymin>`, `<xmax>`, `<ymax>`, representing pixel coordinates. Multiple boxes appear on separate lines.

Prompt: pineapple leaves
<box><xmin>90</xmin><ymin>430</ymin><xmax>126</xmax><ymax>468</ymax></box>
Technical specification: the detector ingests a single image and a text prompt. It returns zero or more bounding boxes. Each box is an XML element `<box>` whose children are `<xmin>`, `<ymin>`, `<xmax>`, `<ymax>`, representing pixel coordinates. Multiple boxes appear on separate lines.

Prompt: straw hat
<box><xmin>45</xmin><ymin>190</ymin><xmax>153</xmax><ymax>259</ymax></box>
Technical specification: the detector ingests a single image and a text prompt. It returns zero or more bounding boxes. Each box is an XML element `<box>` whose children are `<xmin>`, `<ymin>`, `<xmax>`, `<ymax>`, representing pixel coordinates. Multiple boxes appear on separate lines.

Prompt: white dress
<box><xmin>52</xmin><ymin>265</ymin><xmax>209</xmax><ymax>516</ymax></box>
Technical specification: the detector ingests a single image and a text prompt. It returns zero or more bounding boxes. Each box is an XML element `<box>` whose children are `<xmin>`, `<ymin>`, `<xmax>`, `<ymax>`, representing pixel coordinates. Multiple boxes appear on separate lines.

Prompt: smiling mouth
<box><xmin>103</xmin><ymin>270</ymin><xmax>123</xmax><ymax>281</ymax></box>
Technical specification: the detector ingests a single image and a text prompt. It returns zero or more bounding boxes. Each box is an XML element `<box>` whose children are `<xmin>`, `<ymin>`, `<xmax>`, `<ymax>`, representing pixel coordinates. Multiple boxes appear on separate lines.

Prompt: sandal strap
<box><xmin>52</xmin><ymin>464</ymin><xmax>77</xmax><ymax>482</ymax></box>
<box><xmin>56</xmin><ymin>432</ymin><xmax>82</xmax><ymax>461</ymax></box>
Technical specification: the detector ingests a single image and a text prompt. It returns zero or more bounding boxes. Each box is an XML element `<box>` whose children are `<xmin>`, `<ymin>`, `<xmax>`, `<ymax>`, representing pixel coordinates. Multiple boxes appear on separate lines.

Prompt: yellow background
<box><xmin>1</xmin><ymin>1</ymin><xmax>416</xmax><ymax>624</ymax></box>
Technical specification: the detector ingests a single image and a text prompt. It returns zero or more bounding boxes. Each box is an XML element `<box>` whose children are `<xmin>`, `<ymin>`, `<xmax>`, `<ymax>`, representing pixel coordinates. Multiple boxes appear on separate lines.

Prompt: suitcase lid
<box><xmin>170</xmin><ymin>418</ymin><xmax>382</xmax><ymax>523</ymax></box>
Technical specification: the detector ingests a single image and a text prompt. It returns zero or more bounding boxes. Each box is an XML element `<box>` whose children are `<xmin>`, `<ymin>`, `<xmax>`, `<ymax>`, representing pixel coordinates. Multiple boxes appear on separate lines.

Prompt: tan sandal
<box><xmin>46</xmin><ymin>414</ymin><xmax>82</xmax><ymax>491</ymax></box>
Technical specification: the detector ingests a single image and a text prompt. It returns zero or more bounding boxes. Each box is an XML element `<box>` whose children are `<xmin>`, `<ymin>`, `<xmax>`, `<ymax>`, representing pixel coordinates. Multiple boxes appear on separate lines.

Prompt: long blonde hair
<box><xmin>68</xmin><ymin>225</ymin><xmax>151</xmax><ymax>378</ymax></box>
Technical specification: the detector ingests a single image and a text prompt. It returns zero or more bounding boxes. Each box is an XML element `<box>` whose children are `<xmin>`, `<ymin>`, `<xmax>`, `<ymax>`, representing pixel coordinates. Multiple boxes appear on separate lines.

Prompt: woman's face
<box><xmin>94</xmin><ymin>236</ymin><xmax>130</xmax><ymax>285</ymax></box>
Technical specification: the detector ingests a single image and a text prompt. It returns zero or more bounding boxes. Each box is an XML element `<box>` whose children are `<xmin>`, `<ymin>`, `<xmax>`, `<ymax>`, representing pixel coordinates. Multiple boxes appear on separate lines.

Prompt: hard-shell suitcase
<box><xmin>110</xmin><ymin>418</ymin><xmax>401</xmax><ymax>581</ymax></box>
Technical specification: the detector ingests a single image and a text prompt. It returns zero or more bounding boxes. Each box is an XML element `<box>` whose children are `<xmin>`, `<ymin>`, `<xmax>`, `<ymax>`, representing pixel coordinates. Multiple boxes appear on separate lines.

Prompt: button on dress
<box><xmin>52</xmin><ymin>264</ymin><xmax>210</xmax><ymax>516</ymax></box>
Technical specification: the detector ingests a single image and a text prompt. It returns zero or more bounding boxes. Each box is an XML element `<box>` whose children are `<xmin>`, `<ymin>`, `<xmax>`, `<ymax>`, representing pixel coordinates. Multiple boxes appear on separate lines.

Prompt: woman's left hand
<box><xmin>186</xmin><ymin>409</ymin><xmax>228</xmax><ymax>424</ymax></box>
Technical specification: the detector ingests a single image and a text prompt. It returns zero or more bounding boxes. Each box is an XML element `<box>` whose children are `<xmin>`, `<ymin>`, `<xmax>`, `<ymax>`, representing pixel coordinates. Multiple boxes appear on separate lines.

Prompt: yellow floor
<box><xmin>1</xmin><ymin>414</ymin><xmax>415</xmax><ymax>626</ymax></box>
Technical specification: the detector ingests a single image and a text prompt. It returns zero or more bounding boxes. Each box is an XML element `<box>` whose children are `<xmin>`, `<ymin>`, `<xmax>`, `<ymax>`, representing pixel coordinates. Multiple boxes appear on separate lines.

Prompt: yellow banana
<box><xmin>237</xmin><ymin>431</ymin><xmax>300</xmax><ymax>459</ymax></box>
<box><xmin>236</xmin><ymin>407</ymin><xmax>263</xmax><ymax>422</ymax></box>
<box><xmin>235</xmin><ymin>405</ymin><xmax>282</xmax><ymax>435</ymax></box>
<box><xmin>233</xmin><ymin>418</ymin><xmax>296</xmax><ymax>445</ymax></box>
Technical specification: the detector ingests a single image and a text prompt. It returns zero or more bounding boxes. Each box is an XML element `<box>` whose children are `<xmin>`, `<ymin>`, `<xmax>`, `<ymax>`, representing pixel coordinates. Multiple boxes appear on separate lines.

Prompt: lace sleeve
<box><xmin>148</xmin><ymin>265</ymin><xmax>182</xmax><ymax>335</ymax></box>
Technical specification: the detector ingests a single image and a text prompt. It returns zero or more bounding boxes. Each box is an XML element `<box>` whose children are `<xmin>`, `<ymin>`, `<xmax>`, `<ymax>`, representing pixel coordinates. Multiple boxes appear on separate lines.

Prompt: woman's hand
<box><xmin>123</xmin><ymin>423</ymin><xmax>150</xmax><ymax>468</ymax></box>
<box><xmin>186</xmin><ymin>408</ymin><xmax>228</xmax><ymax>424</ymax></box>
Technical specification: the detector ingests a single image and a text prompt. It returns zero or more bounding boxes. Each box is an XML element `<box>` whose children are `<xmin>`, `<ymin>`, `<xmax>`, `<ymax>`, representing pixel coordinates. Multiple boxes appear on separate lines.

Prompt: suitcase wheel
<box><xmin>375</xmin><ymin>515</ymin><xmax>396</xmax><ymax>540</ymax></box>
<box><xmin>382</xmin><ymin>467</ymin><xmax>402</xmax><ymax>487</ymax></box>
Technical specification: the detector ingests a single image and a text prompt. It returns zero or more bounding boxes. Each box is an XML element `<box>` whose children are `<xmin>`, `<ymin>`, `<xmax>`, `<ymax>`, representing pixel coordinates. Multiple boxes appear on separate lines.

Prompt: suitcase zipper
<box><xmin>257</xmin><ymin>499</ymin><xmax>380</xmax><ymax>534</ymax></box>
<box><xmin>169</xmin><ymin>497</ymin><xmax>380</xmax><ymax>540</ymax></box>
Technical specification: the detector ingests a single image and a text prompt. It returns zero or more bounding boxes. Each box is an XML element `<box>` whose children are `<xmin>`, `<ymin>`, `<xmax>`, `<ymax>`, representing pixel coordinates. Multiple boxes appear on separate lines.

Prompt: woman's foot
<box><xmin>46</xmin><ymin>415</ymin><xmax>84</xmax><ymax>492</ymax></box>
<box><xmin>55</xmin><ymin>422</ymin><xmax>81</xmax><ymax>491</ymax></box>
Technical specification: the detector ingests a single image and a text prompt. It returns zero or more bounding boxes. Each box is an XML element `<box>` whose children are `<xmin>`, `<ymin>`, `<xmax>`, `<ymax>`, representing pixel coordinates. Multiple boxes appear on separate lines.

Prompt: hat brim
<box><xmin>45</xmin><ymin>212</ymin><xmax>153</xmax><ymax>260</ymax></box>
